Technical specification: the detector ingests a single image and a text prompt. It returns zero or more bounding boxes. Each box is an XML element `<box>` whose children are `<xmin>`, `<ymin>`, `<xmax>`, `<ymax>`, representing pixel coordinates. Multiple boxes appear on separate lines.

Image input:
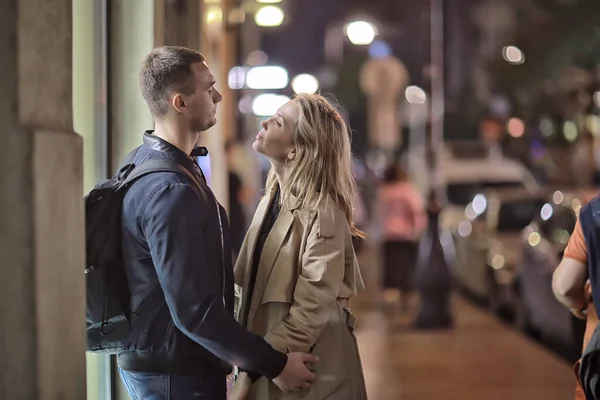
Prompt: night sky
<box><xmin>259</xmin><ymin>0</ymin><xmax>481</xmax><ymax>93</ymax></box>
<box><xmin>258</xmin><ymin>0</ymin><xmax>484</xmax><ymax>144</ymax></box>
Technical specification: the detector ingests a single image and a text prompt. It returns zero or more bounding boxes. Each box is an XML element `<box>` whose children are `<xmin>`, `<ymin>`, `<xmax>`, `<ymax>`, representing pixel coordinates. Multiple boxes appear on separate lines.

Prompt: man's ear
<box><xmin>172</xmin><ymin>94</ymin><xmax>186</xmax><ymax>114</ymax></box>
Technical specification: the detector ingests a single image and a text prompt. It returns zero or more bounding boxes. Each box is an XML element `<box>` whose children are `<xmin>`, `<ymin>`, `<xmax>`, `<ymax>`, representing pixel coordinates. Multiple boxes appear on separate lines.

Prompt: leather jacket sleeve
<box><xmin>142</xmin><ymin>182</ymin><xmax>287</xmax><ymax>379</ymax></box>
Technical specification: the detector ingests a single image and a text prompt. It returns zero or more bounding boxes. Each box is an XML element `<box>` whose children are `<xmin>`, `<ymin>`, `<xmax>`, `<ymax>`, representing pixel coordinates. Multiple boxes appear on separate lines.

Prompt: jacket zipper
<box><xmin>191</xmin><ymin>163</ymin><xmax>227</xmax><ymax>308</ymax></box>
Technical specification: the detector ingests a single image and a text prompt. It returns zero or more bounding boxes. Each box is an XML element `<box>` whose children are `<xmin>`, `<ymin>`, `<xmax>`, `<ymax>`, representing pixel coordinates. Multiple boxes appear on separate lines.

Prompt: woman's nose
<box><xmin>261</xmin><ymin>120</ymin><xmax>268</xmax><ymax>130</ymax></box>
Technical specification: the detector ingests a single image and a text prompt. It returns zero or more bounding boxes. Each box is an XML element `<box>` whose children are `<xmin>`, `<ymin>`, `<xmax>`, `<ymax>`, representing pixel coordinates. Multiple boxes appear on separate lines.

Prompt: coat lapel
<box><xmin>234</xmin><ymin>193</ymin><xmax>272</xmax><ymax>287</ymax></box>
<box><xmin>246</xmin><ymin>193</ymin><xmax>300</xmax><ymax>326</ymax></box>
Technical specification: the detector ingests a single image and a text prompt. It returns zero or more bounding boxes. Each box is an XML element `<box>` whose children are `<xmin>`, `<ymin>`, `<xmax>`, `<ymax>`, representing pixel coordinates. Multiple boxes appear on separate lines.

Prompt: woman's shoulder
<box><xmin>299</xmin><ymin>196</ymin><xmax>347</xmax><ymax>238</ymax></box>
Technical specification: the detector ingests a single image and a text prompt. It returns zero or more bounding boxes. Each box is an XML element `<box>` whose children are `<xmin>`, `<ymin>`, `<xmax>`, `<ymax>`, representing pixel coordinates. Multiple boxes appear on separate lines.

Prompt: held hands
<box><xmin>273</xmin><ymin>352</ymin><xmax>318</xmax><ymax>393</ymax></box>
<box><xmin>227</xmin><ymin>372</ymin><xmax>251</xmax><ymax>400</ymax></box>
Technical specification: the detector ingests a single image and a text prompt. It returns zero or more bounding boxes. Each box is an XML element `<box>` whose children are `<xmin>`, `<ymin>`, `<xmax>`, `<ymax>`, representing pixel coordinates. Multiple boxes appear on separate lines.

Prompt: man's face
<box><xmin>186</xmin><ymin>62</ymin><xmax>223</xmax><ymax>132</ymax></box>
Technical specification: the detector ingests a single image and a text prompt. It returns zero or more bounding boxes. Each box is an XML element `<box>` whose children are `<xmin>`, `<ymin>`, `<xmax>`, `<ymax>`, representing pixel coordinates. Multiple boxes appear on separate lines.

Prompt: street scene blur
<box><xmin>3</xmin><ymin>0</ymin><xmax>600</xmax><ymax>399</ymax></box>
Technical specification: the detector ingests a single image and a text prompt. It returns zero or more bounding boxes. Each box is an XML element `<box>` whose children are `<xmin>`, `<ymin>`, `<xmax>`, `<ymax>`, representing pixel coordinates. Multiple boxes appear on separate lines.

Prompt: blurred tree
<box><xmin>330</xmin><ymin>50</ymin><xmax>370</xmax><ymax>158</ymax></box>
<box><xmin>488</xmin><ymin>0</ymin><xmax>600</xmax><ymax>114</ymax></box>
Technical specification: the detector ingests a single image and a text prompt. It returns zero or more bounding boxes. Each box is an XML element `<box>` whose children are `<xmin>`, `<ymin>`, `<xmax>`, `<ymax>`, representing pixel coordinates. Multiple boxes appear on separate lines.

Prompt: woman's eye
<box><xmin>276</xmin><ymin>121</ymin><xmax>282</xmax><ymax>127</ymax></box>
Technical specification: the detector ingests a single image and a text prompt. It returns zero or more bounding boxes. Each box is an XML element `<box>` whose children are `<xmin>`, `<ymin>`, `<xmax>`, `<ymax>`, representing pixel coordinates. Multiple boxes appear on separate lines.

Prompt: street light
<box><xmin>506</xmin><ymin>117</ymin><xmax>525</xmax><ymax>138</ymax></box>
<box><xmin>252</xmin><ymin>94</ymin><xmax>290</xmax><ymax>116</ymax></box>
<box><xmin>291</xmin><ymin>74</ymin><xmax>319</xmax><ymax>94</ymax></box>
<box><xmin>246</xmin><ymin>65</ymin><xmax>289</xmax><ymax>89</ymax></box>
<box><xmin>255</xmin><ymin>5</ymin><xmax>285</xmax><ymax>27</ymax></box>
<box><xmin>228</xmin><ymin>66</ymin><xmax>246</xmax><ymax>90</ymax></box>
<box><xmin>502</xmin><ymin>45</ymin><xmax>525</xmax><ymax>65</ymax></box>
<box><xmin>405</xmin><ymin>85</ymin><xmax>427</xmax><ymax>104</ymax></box>
<box><xmin>345</xmin><ymin>21</ymin><xmax>377</xmax><ymax>46</ymax></box>
<box><xmin>205</xmin><ymin>5</ymin><xmax>223</xmax><ymax>24</ymax></box>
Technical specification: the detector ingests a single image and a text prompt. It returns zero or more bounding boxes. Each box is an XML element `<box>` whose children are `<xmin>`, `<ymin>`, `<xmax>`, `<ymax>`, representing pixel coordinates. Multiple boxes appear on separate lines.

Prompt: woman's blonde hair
<box><xmin>266</xmin><ymin>93</ymin><xmax>365</xmax><ymax>238</ymax></box>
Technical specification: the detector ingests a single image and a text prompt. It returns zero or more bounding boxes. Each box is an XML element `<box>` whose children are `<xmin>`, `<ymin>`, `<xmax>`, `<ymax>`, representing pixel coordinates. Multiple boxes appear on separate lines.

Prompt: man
<box><xmin>553</xmin><ymin>213</ymin><xmax>597</xmax><ymax>400</ymax></box>
<box><xmin>118</xmin><ymin>46</ymin><xmax>316</xmax><ymax>399</ymax></box>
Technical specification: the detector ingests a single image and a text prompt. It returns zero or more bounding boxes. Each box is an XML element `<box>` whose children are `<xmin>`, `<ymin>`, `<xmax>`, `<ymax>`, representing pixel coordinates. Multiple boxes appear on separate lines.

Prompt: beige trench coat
<box><xmin>234</xmin><ymin>189</ymin><xmax>367</xmax><ymax>400</ymax></box>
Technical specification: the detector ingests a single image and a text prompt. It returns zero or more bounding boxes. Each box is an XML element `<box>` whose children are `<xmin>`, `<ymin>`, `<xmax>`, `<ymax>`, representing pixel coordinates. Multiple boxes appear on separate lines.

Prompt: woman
<box><xmin>231</xmin><ymin>94</ymin><xmax>367</xmax><ymax>399</ymax></box>
<box><xmin>378</xmin><ymin>162</ymin><xmax>426</xmax><ymax>313</ymax></box>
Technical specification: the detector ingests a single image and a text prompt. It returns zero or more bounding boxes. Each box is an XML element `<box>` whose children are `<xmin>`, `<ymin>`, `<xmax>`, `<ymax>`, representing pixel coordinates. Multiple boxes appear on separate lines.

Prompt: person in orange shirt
<box><xmin>553</xmin><ymin>218</ymin><xmax>597</xmax><ymax>400</ymax></box>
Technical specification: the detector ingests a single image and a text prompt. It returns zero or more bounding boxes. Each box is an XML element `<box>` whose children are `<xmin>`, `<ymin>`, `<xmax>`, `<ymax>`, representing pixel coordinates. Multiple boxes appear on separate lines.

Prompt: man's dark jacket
<box><xmin>117</xmin><ymin>132</ymin><xmax>287</xmax><ymax>379</ymax></box>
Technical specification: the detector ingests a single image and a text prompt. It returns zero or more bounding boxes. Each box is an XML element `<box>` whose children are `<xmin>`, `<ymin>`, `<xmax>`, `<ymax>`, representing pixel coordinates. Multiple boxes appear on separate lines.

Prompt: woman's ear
<box><xmin>287</xmin><ymin>149</ymin><xmax>296</xmax><ymax>161</ymax></box>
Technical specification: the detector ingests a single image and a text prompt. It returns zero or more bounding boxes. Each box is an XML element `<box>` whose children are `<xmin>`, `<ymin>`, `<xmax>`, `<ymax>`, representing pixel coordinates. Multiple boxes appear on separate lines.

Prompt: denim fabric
<box><xmin>118</xmin><ymin>368</ymin><xmax>226</xmax><ymax>400</ymax></box>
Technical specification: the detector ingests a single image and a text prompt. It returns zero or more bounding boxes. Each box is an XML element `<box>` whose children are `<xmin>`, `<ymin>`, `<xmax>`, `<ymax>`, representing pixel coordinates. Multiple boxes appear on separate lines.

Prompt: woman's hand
<box><xmin>227</xmin><ymin>372</ymin><xmax>251</xmax><ymax>400</ymax></box>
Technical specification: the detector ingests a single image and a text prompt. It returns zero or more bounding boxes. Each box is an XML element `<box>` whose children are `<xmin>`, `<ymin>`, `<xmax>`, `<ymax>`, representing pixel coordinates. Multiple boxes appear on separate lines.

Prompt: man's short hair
<box><xmin>139</xmin><ymin>46</ymin><xmax>206</xmax><ymax>118</ymax></box>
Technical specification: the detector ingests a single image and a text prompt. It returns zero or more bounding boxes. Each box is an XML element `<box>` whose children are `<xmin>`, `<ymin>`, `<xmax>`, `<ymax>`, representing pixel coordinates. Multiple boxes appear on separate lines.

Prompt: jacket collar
<box><xmin>267</xmin><ymin>183</ymin><xmax>301</xmax><ymax>211</ymax></box>
<box><xmin>143</xmin><ymin>130</ymin><xmax>209</xmax><ymax>160</ymax></box>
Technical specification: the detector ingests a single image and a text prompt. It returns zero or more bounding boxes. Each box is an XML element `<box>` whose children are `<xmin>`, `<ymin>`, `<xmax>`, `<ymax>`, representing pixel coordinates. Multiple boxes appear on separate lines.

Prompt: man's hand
<box><xmin>227</xmin><ymin>372</ymin><xmax>251</xmax><ymax>400</ymax></box>
<box><xmin>272</xmin><ymin>352</ymin><xmax>318</xmax><ymax>393</ymax></box>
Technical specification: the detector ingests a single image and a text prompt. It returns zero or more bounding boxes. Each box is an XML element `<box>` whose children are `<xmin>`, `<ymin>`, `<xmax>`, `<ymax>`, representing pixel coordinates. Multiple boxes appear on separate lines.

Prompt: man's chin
<box><xmin>195</xmin><ymin>119</ymin><xmax>217</xmax><ymax>132</ymax></box>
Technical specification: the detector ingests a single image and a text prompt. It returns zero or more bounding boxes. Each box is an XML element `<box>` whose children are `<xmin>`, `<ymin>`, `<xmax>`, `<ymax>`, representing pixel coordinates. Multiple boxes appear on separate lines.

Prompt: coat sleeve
<box><xmin>263</xmin><ymin>209</ymin><xmax>345</xmax><ymax>353</ymax></box>
<box><xmin>142</xmin><ymin>182</ymin><xmax>287</xmax><ymax>379</ymax></box>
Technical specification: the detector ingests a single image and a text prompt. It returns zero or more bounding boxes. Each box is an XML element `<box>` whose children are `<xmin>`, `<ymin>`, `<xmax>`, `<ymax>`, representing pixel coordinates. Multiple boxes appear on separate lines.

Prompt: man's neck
<box><xmin>153</xmin><ymin>121</ymin><xmax>198</xmax><ymax>155</ymax></box>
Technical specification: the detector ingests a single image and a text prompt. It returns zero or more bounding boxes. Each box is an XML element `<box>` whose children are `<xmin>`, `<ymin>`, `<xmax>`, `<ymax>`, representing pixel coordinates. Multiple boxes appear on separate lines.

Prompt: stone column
<box><xmin>0</xmin><ymin>0</ymin><xmax>86</xmax><ymax>398</ymax></box>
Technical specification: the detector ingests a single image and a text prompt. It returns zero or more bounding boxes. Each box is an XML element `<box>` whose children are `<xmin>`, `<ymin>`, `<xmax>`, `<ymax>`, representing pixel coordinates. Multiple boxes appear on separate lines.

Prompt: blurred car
<box><xmin>518</xmin><ymin>188</ymin><xmax>597</xmax><ymax>352</ymax></box>
<box><xmin>438</xmin><ymin>146</ymin><xmax>541</xmax><ymax>264</ymax></box>
<box><xmin>451</xmin><ymin>187</ymin><xmax>547</xmax><ymax>313</ymax></box>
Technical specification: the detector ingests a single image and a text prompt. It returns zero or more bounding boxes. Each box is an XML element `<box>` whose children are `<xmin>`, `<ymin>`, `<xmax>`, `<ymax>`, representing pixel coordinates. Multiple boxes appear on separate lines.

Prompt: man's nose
<box><xmin>214</xmin><ymin>89</ymin><xmax>223</xmax><ymax>103</ymax></box>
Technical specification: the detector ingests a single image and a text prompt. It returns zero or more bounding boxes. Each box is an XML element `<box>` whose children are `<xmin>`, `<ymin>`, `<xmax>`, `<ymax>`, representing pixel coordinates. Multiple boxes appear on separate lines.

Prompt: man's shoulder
<box><xmin>123</xmin><ymin>160</ymin><xmax>200</xmax><ymax>213</ymax></box>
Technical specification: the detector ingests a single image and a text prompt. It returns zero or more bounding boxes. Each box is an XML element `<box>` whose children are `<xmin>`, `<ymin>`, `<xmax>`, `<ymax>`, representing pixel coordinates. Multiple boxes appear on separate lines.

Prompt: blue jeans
<box><xmin>118</xmin><ymin>368</ymin><xmax>226</xmax><ymax>399</ymax></box>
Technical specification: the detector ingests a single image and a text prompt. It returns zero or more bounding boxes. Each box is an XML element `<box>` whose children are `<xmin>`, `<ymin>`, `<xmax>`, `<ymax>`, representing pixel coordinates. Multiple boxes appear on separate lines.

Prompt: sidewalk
<box><xmin>352</xmin><ymin>241</ymin><xmax>575</xmax><ymax>399</ymax></box>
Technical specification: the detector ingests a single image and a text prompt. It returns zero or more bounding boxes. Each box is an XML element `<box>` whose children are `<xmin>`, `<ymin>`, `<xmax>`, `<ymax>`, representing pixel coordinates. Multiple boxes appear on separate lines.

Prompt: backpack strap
<box><xmin>119</xmin><ymin>146</ymin><xmax>142</xmax><ymax>169</ymax></box>
<box><xmin>119</xmin><ymin>158</ymin><xmax>202</xmax><ymax>190</ymax></box>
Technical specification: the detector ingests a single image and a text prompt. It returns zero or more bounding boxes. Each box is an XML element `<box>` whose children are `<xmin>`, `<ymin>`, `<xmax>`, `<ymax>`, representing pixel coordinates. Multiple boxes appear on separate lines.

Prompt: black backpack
<box><xmin>85</xmin><ymin>152</ymin><xmax>201</xmax><ymax>354</ymax></box>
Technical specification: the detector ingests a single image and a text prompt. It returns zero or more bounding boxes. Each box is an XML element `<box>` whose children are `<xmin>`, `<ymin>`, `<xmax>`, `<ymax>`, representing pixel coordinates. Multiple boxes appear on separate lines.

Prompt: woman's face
<box><xmin>253</xmin><ymin>100</ymin><xmax>299</xmax><ymax>163</ymax></box>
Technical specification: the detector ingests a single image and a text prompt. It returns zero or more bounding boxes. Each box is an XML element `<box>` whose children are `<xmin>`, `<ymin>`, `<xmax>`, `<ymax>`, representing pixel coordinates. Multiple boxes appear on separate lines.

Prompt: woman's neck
<box><xmin>272</xmin><ymin>161</ymin><xmax>291</xmax><ymax>201</ymax></box>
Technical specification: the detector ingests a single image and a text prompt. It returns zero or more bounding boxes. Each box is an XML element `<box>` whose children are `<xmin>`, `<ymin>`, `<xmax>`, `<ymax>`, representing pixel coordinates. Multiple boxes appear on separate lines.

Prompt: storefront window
<box><xmin>73</xmin><ymin>0</ymin><xmax>111</xmax><ymax>398</ymax></box>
